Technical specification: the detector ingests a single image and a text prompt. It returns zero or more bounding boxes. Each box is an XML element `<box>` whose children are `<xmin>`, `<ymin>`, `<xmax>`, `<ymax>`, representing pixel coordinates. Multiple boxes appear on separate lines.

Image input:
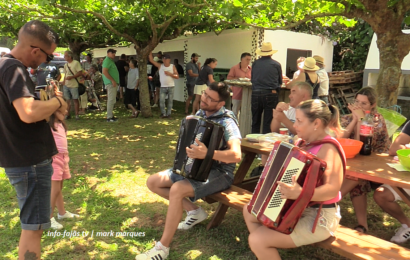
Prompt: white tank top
<box><xmin>159</xmin><ymin>64</ymin><xmax>175</xmax><ymax>87</ymax></box>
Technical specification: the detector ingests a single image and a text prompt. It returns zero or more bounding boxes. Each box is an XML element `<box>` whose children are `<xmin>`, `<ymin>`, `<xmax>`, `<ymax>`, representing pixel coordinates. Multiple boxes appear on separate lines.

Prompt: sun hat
<box><xmin>313</xmin><ymin>55</ymin><xmax>324</xmax><ymax>65</ymax></box>
<box><xmin>302</xmin><ymin>57</ymin><xmax>320</xmax><ymax>71</ymax></box>
<box><xmin>256</xmin><ymin>42</ymin><xmax>278</xmax><ymax>56</ymax></box>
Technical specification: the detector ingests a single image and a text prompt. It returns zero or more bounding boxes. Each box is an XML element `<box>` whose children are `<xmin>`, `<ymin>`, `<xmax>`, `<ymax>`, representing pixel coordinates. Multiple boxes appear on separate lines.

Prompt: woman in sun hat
<box><xmin>294</xmin><ymin>57</ymin><xmax>320</xmax><ymax>99</ymax></box>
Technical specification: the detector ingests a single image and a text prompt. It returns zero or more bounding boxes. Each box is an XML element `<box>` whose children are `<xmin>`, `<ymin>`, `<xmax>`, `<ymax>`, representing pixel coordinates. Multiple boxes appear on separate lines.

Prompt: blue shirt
<box><xmin>196</xmin><ymin>106</ymin><xmax>241</xmax><ymax>150</ymax></box>
<box><xmin>251</xmin><ymin>56</ymin><xmax>283</xmax><ymax>91</ymax></box>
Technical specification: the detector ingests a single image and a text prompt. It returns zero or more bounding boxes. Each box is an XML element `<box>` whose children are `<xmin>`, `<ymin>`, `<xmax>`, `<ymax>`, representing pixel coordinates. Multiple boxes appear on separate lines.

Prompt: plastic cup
<box><xmin>279</xmin><ymin>128</ymin><xmax>289</xmax><ymax>135</ymax></box>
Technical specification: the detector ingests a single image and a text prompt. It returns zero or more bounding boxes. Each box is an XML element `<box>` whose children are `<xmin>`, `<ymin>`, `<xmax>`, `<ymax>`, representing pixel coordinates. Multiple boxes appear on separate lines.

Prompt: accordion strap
<box><xmin>196</xmin><ymin>124</ymin><xmax>222</xmax><ymax>175</ymax></box>
<box><xmin>298</xmin><ymin>138</ymin><xmax>346</xmax><ymax>233</ymax></box>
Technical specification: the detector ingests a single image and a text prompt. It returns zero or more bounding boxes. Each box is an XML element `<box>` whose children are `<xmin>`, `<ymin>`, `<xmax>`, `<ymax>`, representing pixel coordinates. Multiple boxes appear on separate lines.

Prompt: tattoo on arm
<box><xmin>24</xmin><ymin>250</ymin><xmax>39</xmax><ymax>260</ymax></box>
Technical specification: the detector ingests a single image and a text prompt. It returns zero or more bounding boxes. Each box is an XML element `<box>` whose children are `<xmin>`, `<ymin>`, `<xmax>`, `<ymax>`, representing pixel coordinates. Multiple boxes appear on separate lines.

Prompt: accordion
<box><xmin>247</xmin><ymin>141</ymin><xmax>327</xmax><ymax>234</ymax></box>
<box><xmin>173</xmin><ymin>115</ymin><xmax>225</xmax><ymax>182</ymax></box>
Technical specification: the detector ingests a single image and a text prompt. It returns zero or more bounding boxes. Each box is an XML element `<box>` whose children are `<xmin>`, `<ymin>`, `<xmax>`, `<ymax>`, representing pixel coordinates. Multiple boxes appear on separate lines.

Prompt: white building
<box><xmin>92</xmin><ymin>28</ymin><xmax>334</xmax><ymax>102</ymax></box>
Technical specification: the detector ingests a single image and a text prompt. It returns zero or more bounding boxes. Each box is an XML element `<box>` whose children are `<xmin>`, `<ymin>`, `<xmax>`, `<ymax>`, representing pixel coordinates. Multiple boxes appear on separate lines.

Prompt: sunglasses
<box><xmin>31</xmin><ymin>45</ymin><xmax>54</xmax><ymax>62</ymax></box>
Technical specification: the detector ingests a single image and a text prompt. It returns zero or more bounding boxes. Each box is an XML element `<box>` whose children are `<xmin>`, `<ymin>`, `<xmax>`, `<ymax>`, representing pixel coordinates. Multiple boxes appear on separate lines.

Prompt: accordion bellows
<box><xmin>173</xmin><ymin>115</ymin><xmax>224</xmax><ymax>182</ymax></box>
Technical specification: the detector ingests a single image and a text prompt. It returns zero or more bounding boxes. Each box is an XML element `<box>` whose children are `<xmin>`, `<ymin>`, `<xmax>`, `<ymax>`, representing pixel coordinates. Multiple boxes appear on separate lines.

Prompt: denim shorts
<box><xmin>4</xmin><ymin>159</ymin><xmax>53</xmax><ymax>230</ymax></box>
<box><xmin>63</xmin><ymin>85</ymin><xmax>79</xmax><ymax>100</ymax></box>
<box><xmin>166</xmin><ymin>162</ymin><xmax>234</xmax><ymax>202</ymax></box>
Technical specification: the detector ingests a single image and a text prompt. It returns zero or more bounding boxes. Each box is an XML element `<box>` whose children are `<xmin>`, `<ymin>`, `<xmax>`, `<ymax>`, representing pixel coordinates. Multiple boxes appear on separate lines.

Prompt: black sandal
<box><xmin>354</xmin><ymin>225</ymin><xmax>367</xmax><ymax>233</ymax></box>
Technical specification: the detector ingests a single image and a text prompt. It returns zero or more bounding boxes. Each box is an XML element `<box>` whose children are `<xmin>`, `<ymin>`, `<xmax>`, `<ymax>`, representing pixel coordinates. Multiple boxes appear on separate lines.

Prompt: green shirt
<box><xmin>102</xmin><ymin>57</ymin><xmax>119</xmax><ymax>85</ymax></box>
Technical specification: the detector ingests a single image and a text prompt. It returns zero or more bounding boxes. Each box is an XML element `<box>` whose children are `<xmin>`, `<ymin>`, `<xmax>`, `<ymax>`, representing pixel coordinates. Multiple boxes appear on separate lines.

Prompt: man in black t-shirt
<box><xmin>0</xmin><ymin>20</ymin><xmax>66</xmax><ymax>260</ymax></box>
<box><xmin>116</xmin><ymin>54</ymin><xmax>129</xmax><ymax>100</ymax></box>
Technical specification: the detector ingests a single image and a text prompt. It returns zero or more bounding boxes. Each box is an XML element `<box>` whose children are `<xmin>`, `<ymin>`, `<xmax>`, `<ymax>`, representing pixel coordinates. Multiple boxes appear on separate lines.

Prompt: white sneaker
<box><xmin>177</xmin><ymin>208</ymin><xmax>208</xmax><ymax>230</ymax></box>
<box><xmin>58</xmin><ymin>211</ymin><xmax>80</xmax><ymax>220</ymax></box>
<box><xmin>50</xmin><ymin>217</ymin><xmax>63</xmax><ymax>230</ymax></box>
<box><xmin>135</xmin><ymin>241</ymin><xmax>169</xmax><ymax>260</ymax></box>
<box><xmin>151</xmin><ymin>104</ymin><xmax>158</xmax><ymax>108</ymax></box>
<box><xmin>391</xmin><ymin>226</ymin><xmax>410</xmax><ymax>243</ymax></box>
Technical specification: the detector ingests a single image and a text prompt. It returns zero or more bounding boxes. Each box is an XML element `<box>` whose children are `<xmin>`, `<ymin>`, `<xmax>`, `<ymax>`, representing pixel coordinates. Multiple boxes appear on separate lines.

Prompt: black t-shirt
<box><xmin>196</xmin><ymin>65</ymin><xmax>213</xmax><ymax>85</ymax></box>
<box><xmin>0</xmin><ymin>55</ymin><xmax>57</xmax><ymax>167</ymax></box>
<box><xmin>116</xmin><ymin>59</ymin><xmax>129</xmax><ymax>86</ymax></box>
<box><xmin>402</xmin><ymin>121</ymin><xmax>410</xmax><ymax>136</ymax></box>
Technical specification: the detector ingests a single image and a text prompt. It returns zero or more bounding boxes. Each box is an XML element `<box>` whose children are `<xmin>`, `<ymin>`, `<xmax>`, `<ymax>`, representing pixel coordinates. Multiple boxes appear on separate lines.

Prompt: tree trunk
<box><xmin>137</xmin><ymin>54</ymin><xmax>153</xmax><ymax>117</ymax></box>
<box><xmin>68</xmin><ymin>41</ymin><xmax>88</xmax><ymax>62</ymax></box>
<box><xmin>375</xmin><ymin>32</ymin><xmax>406</xmax><ymax>108</ymax></box>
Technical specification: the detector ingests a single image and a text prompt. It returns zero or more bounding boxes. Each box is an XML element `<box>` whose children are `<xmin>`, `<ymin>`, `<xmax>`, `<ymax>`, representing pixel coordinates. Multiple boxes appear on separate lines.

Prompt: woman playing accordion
<box><xmin>243</xmin><ymin>99</ymin><xmax>345</xmax><ymax>260</ymax></box>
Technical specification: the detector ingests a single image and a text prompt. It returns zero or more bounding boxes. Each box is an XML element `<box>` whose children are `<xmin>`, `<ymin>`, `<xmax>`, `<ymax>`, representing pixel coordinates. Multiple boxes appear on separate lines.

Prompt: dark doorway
<box><xmin>286</xmin><ymin>49</ymin><xmax>312</xmax><ymax>79</ymax></box>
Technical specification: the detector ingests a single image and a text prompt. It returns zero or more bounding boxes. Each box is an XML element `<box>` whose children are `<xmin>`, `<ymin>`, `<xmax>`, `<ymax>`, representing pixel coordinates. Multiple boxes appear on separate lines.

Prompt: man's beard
<box><xmin>192</xmin><ymin>59</ymin><xmax>197</xmax><ymax>64</ymax></box>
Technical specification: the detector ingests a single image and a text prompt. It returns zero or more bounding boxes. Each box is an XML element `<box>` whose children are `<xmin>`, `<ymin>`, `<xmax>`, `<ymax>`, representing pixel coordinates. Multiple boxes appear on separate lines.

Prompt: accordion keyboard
<box><xmin>186</xmin><ymin>132</ymin><xmax>203</xmax><ymax>166</ymax></box>
<box><xmin>263</xmin><ymin>157</ymin><xmax>305</xmax><ymax>222</ymax></box>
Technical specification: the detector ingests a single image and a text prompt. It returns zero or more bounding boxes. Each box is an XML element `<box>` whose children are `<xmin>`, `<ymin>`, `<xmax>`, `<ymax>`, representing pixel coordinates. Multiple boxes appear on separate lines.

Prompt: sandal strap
<box><xmin>354</xmin><ymin>224</ymin><xmax>367</xmax><ymax>233</ymax></box>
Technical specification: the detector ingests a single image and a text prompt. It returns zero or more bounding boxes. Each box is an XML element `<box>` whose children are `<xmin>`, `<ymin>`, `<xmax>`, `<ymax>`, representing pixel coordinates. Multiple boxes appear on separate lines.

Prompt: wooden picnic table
<box><xmin>206</xmin><ymin>139</ymin><xmax>410</xmax><ymax>229</ymax></box>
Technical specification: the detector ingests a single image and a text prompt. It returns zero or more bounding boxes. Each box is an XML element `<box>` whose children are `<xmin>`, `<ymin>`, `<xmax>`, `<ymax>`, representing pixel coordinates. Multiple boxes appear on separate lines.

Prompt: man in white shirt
<box><xmin>270</xmin><ymin>81</ymin><xmax>313</xmax><ymax>134</ymax></box>
<box><xmin>149</xmin><ymin>52</ymin><xmax>179</xmax><ymax>118</ymax></box>
<box><xmin>63</xmin><ymin>50</ymin><xmax>83</xmax><ymax>120</ymax></box>
<box><xmin>313</xmin><ymin>55</ymin><xmax>329</xmax><ymax>103</ymax></box>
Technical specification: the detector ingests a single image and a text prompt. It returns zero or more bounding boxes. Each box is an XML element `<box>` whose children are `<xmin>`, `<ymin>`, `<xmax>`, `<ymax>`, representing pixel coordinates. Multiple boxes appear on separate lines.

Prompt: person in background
<box><xmin>102</xmin><ymin>48</ymin><xmax>120</xmax><ymax>122</ymax></box>
<box><xmin>371</xmin><ymin>121</ymin><xmax>410</xmax><ymax>243</ymax></box>
<box><xmin>86</xmin><ymin>64</ymin><xmax>102</xmax><ymax>110</ymax></box>
<box><xmin>313</xmin><ymin>55</ymin><xmax>329</xmax><ymax>103</ymax></box>
<box><xmin>125</xmin><ymin>59</ymin><xmax>140</xmax><ymax>118</ymax></box>
<box><xmin>251</xmin><ymin>42</ymin><xmax>282</xmax><ymax>134</ymax></box>
<box><xmin>48</xmin><ymin>112</ymin><xmax>79</xmax><ymax>230</ymax></box>
<box><xmin>185</xmin><ymin>53</ymin><xmax>201</xmax><ymax>115</ymax></box>
<box><xmin>82</xmin><ymin>53</ymin><xmax>93</xmax><ymax>71</ymax></box>
<box><xmin>174</xmin><ymin>59</ymin><xmax>184</xmax><ymax>76</ymax></box>
<box><xmin>36</xmin><ymin>61</ymin><xmax>61</xmax><ymax>86</ymax></box>
<box><xmin>340</xmin><ymin>87</ymin><xmax>390</xmax><ymax>233</ymax></box>
<box><xmin>0</xmin><ymin>20</ymin><xmax>66</xmax><ymax>260</ymax></box>
<box><xmin>149</xmin><ymin>52</ymin><xmax>179</xmax><ymax>118</ymax></box>
<box><xmin>292</xmin><ymin>57</ymin><xmax>305</xmax><ymax>80</ymax></box>
<box><xmin>154</xmin><ymin>51</ymin><xmax>163</xmax><ymax>62</ymax></box>
<box><xmin>192</xmin><ymin>58</ymin><xmax>218</xmax><ymax>115</ymax></box>
<box><xmin>116</xmin><ymin>53</ymin><xmax>129</xmax><ymax>101</ymax></box>
<box><xmin>227</xmin><ymin>52</ymin><xmax>252</xmax><ymax>118</ymax></box>
<box><xmin>97</xmin><ymin>58</ymin><xmax>104</xmax><ymax>73</ymax></box>
<box><xmin>63</xmin><ymin>50</ymin><xmax>83</xmax><ymax>120</ymax></box>
<box><xmin>294</xmin><ymin>57</ymin><xmax>320</xmax><ymax>99</ymax></box>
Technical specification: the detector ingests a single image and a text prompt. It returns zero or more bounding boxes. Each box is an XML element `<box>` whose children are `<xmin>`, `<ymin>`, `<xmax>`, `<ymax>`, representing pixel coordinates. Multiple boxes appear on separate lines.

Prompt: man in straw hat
<box><xmin>313</xmin><ymin>55</ymin><xmax>329</xmax><ymax>103</ymax></box>
<box><xmin>251</xmin><ymin>42</ymin><xmax>282</xmax><ymax>134</ymax></box>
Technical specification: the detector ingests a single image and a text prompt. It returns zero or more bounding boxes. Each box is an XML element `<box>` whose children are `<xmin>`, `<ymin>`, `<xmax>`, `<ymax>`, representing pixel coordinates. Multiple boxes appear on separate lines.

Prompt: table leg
<box><xmin>206</xmin><ymin>151</ymin><xmax>256</xmax><ymax>230</ymax></box>
<box><xmin>391</xmin><ymin>186</ymin><xmax>410</xmax><ymax>207</ymax></box>
<box><xmin>234</xmin><ymin>151</ymin><xmax>257</xmax><ymax>185</ymax></box>
<box><xmin>206</xmin><ymin>203</ymin><xmax>230</xmax><ymax>230</ymax></box>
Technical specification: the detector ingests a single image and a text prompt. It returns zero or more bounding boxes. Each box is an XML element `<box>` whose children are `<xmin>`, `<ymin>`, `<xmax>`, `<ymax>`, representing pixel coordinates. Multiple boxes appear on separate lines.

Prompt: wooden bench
<box><xmin>316</xmin><ymin>225</ymin><xmax>410</xmax><ymax>260</ymax></box>
<box><xmin>204</xmin><ymin>185</ymin><xmax>252</xmax><ymax>230</ymax></box>
<box><xmin>204</xmin><ymin>187</ymin><xmax>410</xmax><ymax>259</ymax></box>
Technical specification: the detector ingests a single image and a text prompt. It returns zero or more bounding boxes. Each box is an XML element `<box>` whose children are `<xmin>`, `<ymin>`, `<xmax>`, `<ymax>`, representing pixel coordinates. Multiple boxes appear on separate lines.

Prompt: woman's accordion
<box><xmin>173</xmin><ymin>115</ymin><xmax>224</xmax><ymax>182</ymax></box>
<box><xmin>247</xmin><ymin>141</ymin><xmax>327</xmax><ymax>234</ymax></box>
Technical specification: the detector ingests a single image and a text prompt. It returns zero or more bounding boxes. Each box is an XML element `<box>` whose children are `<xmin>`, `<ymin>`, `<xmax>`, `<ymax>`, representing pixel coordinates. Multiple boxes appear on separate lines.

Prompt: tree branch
<box><xmin>54</xmin><ymin>4</ymin><xmax>139</xmax><ymax>50</ymax></box>
<box><xmin>146</xmin><ymin>9</ymin><xmax>158</xmax><ymax>45</ymax></box>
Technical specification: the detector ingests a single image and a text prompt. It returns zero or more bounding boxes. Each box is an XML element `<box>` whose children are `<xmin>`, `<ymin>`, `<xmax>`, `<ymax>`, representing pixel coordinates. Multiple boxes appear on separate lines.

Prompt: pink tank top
<box><xmin>306</xmin><ymin>135</ymin><xmax>342</xmax><ymax>204</ymax></box>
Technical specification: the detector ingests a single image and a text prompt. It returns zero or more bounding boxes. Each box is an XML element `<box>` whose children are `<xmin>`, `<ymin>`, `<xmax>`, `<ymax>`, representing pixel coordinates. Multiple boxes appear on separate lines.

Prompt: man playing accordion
<box><xmin>136</xmin><ymin>82</ymin><xmax>242</xmax><ymax>260</ymax></box>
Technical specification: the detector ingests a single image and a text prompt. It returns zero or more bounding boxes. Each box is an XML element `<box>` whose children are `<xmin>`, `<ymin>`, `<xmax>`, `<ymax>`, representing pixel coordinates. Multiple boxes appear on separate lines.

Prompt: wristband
<box><xmin>55</xmin><ymin>97</ymin><xmax>62</xmax><ymax>109</ymax></box>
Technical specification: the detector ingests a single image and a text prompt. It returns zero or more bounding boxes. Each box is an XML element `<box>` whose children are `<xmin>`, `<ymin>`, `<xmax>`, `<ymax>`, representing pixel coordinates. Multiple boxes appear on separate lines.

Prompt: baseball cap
<box><xmin>107</xmin><ymin>49</ymin><xmax>117</xmax><ymax>54</ymax></box>
<box><xmin>191</xmin><ymin>53</ymin><xmax>201</xmax><ymax>58</ymax></box>
<box><xmin>162</xmin><ymin>54</ymin><xmax>171</xmax><ymax>59</ymax></box>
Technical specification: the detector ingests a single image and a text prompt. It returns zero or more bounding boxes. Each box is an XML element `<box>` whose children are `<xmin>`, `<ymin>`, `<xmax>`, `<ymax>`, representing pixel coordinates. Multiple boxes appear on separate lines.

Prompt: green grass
<box><xmin>0</xmin><ymin>100</ymin><xmax>409</xmax><ymax>259</ymax></box>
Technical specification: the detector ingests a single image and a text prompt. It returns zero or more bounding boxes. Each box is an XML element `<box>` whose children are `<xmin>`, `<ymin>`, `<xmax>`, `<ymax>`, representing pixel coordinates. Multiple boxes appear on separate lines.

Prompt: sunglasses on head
<box><xmin>30</xmin><ymin>45</ymin><xmax>54</xmax><ymax>62</ymax></box>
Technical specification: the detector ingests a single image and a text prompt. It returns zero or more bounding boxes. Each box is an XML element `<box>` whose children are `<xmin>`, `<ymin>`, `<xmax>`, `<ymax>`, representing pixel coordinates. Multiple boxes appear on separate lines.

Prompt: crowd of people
<box><xmin>1</xmin><ymin>20</ymin><xmax>410</xmax><ymax>260</ymax></box>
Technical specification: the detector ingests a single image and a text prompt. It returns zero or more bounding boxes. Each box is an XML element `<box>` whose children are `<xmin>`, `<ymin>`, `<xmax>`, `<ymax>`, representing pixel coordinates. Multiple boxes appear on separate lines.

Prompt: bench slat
<box><xmin>316</xmin><ymin>225</ymin><xmax>410</xmax><ymax>260</ymax></box>
<box><xmin>206</xmin><ymin>186</ymin><xmax>252</xmax><ymax>211</ymax></box>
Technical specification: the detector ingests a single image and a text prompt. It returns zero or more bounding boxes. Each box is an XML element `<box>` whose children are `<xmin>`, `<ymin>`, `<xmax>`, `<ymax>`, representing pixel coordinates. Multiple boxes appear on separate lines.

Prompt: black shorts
<box><xmin>187</xmin><ymin>83</ymin><xmax>195</xmax><ymax>97</ymax></box>
<box><xmin>124</xmin><ymin>88</ymin><xmax>137</xmax><ymax>106</ymax></box>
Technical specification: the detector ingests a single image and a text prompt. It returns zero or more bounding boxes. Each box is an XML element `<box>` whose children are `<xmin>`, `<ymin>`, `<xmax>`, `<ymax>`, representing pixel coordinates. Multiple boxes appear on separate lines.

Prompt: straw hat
<box><xmin>256</xmin><ymin>42</ymin><xmax>278</xmax><ymax>56</ymax></box>
<box><xmin>302</xmin><ymin>57</ymin><xmax>320</xmax><ymax>71</ymax></box>
<box><xmin>313</xmin><ymin>55</ymin><xmax>324</xmax><ymax>65</ymax></box>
